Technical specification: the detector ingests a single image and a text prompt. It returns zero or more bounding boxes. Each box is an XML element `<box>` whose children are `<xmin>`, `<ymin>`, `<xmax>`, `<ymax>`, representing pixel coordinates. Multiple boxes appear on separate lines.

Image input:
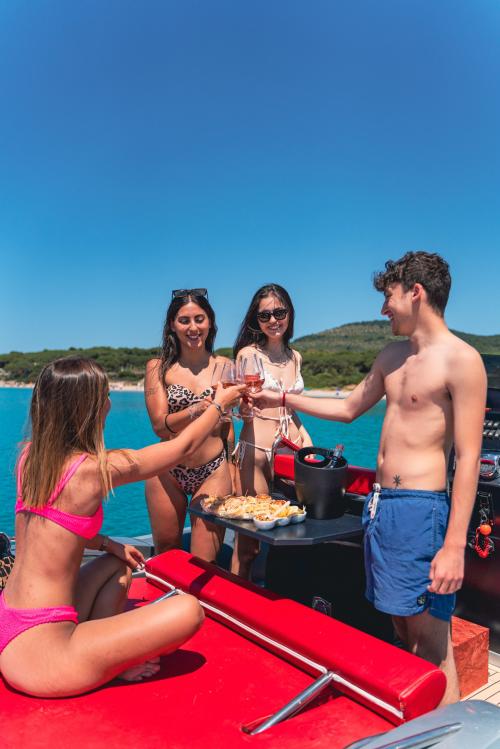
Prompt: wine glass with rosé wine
<box><xmin>221</xmin><ymin>361</ymin><xmax>243</xmax><ymax>421</ymax></box>
<box><xmin>211</xmin><ymin>362</ymin><xmax>238</xmax><ymax>422</ymax></box>
<box><xmin>239</xmin><ymin>354</ymin><xmax>265</xmax><ymax>418</ymax></box>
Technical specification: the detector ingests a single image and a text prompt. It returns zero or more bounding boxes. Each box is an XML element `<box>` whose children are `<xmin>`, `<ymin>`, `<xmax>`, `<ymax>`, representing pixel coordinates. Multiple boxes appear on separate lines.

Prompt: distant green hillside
<box><xmin>0</xmin><ymin>345</ymin><xmax>374</xmax><ymax>388</ymax></box>
<box><xmin>0</xmin><ymin>347</ymin><xmax>159</xmax><ymax>384</ymax></box>
<box><xmin>1</xmin><ymin>321</ymin><xmax>499</xmax><ymax>389</ymax></box>
<box><xmin>294</xmin><ymin>320</ymin><xmax>500</xmax><ymax>354</ymax></box>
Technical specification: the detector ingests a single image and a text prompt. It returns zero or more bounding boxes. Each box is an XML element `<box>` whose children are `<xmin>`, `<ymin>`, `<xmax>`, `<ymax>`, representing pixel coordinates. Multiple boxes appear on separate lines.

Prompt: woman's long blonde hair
<box><xmin>19</xmin><ymin>357</ymin><xmax>112</xmax><ymax>509</ymax></box>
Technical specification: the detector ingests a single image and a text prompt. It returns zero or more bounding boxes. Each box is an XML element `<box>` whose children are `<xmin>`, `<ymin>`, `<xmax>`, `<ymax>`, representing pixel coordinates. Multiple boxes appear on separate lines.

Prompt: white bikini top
<box><xmin>262</xmin><ymin>352</ymin><xmax>304</xmax><ymax>394</ymax></box>
<box><xmin>263</xmin><ymin>368</ymin><xmax>304</xmax><ymax>394</ymax></box>
<box><xmin>254</xmin><ymin>354</ymin><xmax>304</xmax><ymax>433</ymax></box>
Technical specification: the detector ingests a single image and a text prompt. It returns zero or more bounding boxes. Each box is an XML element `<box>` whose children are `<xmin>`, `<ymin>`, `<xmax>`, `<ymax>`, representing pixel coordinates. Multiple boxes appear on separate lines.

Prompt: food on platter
<box><xmin>289</xmin><ymin>506</ymin><xmax>307</xmax><ymax>524</ymax></box>
<box><xmin>201</xmin><ymin>494</ymin><xmax>300</xmax><ymax>521</ymax></box>
<box><xmin>201</xmin><ymin>495</ymin><xmax>307</xmax><ymax>529</ymax></box>
<box><xmin>253</xmin><ymin>515</ymin><xmax>277</xmax><ymax>530</ymax></box>
<box><xmin>201</xmin><ymin>495</ymin><xmax>225</xmax><ymax>511</ymax></box>
<box><xmin>200</xmin><ymin>495</ymin><xmax>254</xmax><ymax>520</ymax></box>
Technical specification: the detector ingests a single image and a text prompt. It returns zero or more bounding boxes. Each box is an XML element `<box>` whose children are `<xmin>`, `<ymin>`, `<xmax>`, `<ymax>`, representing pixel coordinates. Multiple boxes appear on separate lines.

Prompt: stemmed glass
<box><xmin>211</xmin><ymin>362</ymin><xmax>239</xmax><ymax>421</ymax></box>
<box><xmin>239</xmin><ymin>354</ymin><xmax>265</xmax><ymax>417</ymax></box>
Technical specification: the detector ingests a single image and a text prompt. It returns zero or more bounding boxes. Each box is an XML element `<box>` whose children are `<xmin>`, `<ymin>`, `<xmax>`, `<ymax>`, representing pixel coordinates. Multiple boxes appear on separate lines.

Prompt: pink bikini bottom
<box><xmin>0</xmin><ymin>592</ymin><xmax>78</xmax><ymax>654</ymax></box>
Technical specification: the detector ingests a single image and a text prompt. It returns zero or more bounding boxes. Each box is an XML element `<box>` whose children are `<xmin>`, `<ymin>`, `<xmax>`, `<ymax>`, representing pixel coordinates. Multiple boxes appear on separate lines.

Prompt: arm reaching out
<box><xmin>428</xmin><ymin>347</ymin><xmax>487</xmax><ymax>595</ymax></box>
<box><xmin>110</xmin><ymin>383</ymin><xmax>245</xmax><ymax>487</ymax></box>
<box><xmin>252</xmin><ymin>353</ymin><xmax>386</xmax><ymax>423</ymax></box>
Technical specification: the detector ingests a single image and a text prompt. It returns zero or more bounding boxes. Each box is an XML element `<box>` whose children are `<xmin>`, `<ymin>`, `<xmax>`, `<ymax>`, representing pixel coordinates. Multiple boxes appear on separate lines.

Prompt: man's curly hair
<box><xmin>373</xmin><ymin>251</ymin><xmax>451</xmax><ymax>316</ymax></box>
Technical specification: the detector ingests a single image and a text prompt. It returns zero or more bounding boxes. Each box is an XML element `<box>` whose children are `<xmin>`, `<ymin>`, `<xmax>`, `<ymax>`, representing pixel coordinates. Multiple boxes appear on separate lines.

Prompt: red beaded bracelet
<box><xmin>281</xmin><ymin>391</ymin><xmax>286</xmax><ymax>408</ymax></box>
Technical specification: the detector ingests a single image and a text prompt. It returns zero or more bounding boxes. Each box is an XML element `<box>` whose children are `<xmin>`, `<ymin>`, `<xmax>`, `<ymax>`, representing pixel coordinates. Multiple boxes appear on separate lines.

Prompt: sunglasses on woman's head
<box><xmin>256</xmin><ymin>307</ymin><xmax>288</xmax><ymax>323</ymax></box>
<box><xmin>171</xmin><ymin>288</ymin><xmax>208</xmax><ymax>300</ymax></box>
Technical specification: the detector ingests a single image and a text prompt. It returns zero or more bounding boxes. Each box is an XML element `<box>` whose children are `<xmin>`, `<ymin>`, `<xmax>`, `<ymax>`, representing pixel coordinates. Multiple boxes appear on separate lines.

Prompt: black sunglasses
<box><xmin>171</xmin><ymin>288</ymin><xmax>208</xmax><ymax>300</ymax></box>
<box><xmin>256</xmin><ymin>307</ymin><xmax>289</xmax><ymax>323</ymax></box>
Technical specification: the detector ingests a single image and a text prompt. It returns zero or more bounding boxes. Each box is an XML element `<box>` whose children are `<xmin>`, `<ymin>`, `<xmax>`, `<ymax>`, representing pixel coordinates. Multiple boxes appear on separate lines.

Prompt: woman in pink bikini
<box><xmin>144</xmin><ymin>289</ymin><xmax>235</xmax><ymax>561</ymax></box>
<box><xmin>232</xmin><ymin>283</ymin><xmax>312</xmax><ymax>578</ymax></box>
<box><xmin>0</xmin><ymin>356</ymin><xmax>243</xmax><ymax>697</ymax></box>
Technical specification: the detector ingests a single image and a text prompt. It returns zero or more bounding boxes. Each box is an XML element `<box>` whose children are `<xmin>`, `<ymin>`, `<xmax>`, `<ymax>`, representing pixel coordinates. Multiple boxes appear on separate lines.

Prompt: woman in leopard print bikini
<box><xmin>144</xmin><ymin>289</ymin><xmax>236</xmax><ymax>562</ymax></box>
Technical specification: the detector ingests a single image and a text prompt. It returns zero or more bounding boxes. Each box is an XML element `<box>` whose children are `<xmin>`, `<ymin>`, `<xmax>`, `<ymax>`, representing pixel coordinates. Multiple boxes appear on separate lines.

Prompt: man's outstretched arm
<box><xmin>429</xmin><ymin>348</ymin><xmax>487</xmax><ymax>595</ymax></box>
<box><xmin>252</xmin><ymin>353</ymin><xmax>386</xmax><ymax>423</ymax></box>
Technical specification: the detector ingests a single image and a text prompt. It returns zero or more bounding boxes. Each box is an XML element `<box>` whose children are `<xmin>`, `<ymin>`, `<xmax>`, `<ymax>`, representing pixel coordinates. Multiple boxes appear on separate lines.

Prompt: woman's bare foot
<box><xmin>118</xmin><ymin>657</ymin><xmax>161</xmax><ymax>682</ymax></box>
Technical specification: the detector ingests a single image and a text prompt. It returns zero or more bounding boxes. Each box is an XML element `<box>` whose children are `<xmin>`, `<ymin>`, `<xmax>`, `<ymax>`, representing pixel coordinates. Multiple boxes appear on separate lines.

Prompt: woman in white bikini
<box><xmin>144</xmin><ymin>289</ymin><xmax>236</xmax><ymax>562</ymax></box>
<box><xmin>232</xmin><ymin>284</ymin><xmax>312</xmax><ymax>578</ymax></box>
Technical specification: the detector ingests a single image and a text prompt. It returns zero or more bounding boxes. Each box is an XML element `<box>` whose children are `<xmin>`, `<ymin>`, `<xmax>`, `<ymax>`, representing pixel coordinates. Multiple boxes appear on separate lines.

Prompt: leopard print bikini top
<box><xmin>165</xmin><ymin>384</ymin><xmax>214</xmax><ymax>414</ymax></box>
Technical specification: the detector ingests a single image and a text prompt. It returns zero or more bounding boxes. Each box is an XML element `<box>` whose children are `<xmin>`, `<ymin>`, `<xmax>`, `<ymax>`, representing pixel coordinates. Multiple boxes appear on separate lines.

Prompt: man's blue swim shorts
<box><xmin>362</xmin><ymin>486</ymin><xmax>455</xmax><ymax>622</ymax></box>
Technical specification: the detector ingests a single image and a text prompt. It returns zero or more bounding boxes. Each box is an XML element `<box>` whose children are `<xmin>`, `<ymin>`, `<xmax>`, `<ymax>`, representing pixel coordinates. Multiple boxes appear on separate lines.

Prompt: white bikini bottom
<box><xmin>232</xmin><ymin>406</ymin><xmax>300</xmax><ymax>470</ymax></box>
<box><xmin>231</xmin><ymin>439</ymin><xmax>273</xmax><ymax>469</ymax></box>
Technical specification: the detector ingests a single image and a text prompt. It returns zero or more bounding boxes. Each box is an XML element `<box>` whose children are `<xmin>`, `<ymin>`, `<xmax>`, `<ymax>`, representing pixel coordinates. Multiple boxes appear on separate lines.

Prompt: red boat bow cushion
<box><xmin>146</xmin><ymin>550</ymin><xmax>445</xmax><ymax>724</ymax></box>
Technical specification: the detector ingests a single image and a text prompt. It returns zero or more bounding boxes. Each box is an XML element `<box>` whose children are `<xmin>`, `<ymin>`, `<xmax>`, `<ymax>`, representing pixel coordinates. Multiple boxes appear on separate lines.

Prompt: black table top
<box><xmin>188</xmin><ymin>505</ymin><xmax>362</xmax><ymax>546</ymax></box>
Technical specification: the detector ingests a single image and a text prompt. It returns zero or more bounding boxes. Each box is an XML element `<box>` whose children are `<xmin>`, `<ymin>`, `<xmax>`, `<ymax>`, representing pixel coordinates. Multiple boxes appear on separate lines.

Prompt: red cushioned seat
<box><xmin>0</xmin><ymin>551</ymin><xmax>445</xmax><ymax>749</ymax></box>
<box><xmin>0</xmin><ymin>576</ymin><xmax>395</xmax><ymax>749</ymax></box>
<box><xmin>146</xmin><ymin>550</ymin><xmax>445</xmax><ymax>723</ymax></box>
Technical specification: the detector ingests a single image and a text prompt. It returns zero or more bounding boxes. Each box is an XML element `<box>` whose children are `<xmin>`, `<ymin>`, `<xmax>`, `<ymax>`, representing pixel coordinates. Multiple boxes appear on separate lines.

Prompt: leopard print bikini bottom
<box><xmin>169</xmin><ymin>450</ymin><xmax>226</xmax><ymax>496</ymax></box>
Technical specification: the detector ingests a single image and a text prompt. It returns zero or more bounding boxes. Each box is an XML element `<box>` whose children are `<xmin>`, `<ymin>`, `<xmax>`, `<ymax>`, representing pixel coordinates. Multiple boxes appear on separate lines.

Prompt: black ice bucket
<box><xmin>294</xmin><ymin>447</ymin><xmax>348</xmax><ymax>520</ymax></box>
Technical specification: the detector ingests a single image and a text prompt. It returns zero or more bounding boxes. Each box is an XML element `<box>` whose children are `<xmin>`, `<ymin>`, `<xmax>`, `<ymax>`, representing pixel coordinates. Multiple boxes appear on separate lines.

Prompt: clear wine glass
<box><xmin>211</xmin><ymin>362</ymin><xmax>237</xmax><ymax>422</ymax></box>
<box><xmin>240</xmin><ymin>354</ymin><xmax>265</xmax><ymax>417</ymax></box>
<box><xmin>220</xmin><ymin>361</ymin><xmax>237</xmax><ymax>388</ymax></box>
<box><xmin>220</xmin><ymin>362</ymin><xmax>241</xmax><ymax>421</ymax></box>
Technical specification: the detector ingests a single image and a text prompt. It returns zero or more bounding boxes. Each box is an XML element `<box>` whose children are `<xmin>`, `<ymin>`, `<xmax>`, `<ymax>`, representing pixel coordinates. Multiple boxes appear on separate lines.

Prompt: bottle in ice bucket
<box><xmin>331</xmin><ymin>444</ymin><xmax>344</xmax><ymax>467</ymax></box>
<box><xmin>294</xmin><ymin>445</ymin><xmax>348</xmax><ymax>519</ymax></box>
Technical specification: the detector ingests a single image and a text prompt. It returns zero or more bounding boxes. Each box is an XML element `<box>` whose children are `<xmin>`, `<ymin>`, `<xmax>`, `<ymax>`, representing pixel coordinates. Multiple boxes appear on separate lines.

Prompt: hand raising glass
<box><xmin>239</xmin><ymin>354</ymin><xmax>265</xmax><ymax>417</ymax></box>
<box><xmin>211</xmin><ymin>362</ymin><xmax>240</xmax><ymax>421</ymax></box>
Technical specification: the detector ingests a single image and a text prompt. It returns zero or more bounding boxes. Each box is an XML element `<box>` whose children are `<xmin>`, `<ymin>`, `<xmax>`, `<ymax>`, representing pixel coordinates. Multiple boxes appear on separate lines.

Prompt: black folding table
<box><xmin>188</xmin><ymin>505</ymin><xmax>362</xmax><ymax>546</ymax></box>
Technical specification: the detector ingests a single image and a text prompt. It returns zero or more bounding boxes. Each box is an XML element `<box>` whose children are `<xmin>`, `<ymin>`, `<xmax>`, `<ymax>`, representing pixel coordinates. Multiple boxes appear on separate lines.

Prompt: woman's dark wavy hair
<box><xmin>233</xmin><ymin>284</ymin><xmax>295</xmax><ymax>358</ymax></box>
<box><xmin>159</xmin><ymin>293</ymin><xmax>217</xmax><ymax>385</ymax></box>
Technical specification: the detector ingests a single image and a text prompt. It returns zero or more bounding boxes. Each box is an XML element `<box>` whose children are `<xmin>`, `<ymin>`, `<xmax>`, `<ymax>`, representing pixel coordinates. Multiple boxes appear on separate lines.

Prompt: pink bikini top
<box><xmin>15</xmin><ymin>449</ymin><xmax>103</xmax><ymax>539</ymax></box>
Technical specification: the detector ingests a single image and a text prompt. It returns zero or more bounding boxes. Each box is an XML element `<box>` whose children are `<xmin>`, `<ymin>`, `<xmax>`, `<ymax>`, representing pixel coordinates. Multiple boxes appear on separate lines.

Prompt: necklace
<box><xmin>258</xmin><ymin>349</ymin><xmax>290</xmax><ymax>367</ymax></box>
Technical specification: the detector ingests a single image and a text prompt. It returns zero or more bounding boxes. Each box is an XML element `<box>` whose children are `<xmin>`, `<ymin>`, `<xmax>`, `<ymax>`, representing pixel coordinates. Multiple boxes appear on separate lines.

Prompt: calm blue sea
<box><xmin>0</xmin><ymin>389</ymin><xmax>385</xmax><ymax>538</ymax></box>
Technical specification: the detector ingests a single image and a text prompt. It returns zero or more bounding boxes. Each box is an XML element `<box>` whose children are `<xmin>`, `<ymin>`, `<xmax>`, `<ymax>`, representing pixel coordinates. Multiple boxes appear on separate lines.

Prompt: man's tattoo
<box><xmin>392</xmin><ymin>474</ymin><xmax>402</xmax><ymax>488</ymax></box>
<box><xmin>145</xmin><ymin>386</ymin><xmax>159</xmax><ymax>397</ymax></box>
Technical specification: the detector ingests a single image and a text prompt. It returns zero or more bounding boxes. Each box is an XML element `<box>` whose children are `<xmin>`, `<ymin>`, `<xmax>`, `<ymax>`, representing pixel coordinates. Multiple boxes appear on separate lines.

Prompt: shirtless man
<box><xmin>253</xmin><ymin>251</ymin><xmax>487</xmax><ymax>704</ymax></box>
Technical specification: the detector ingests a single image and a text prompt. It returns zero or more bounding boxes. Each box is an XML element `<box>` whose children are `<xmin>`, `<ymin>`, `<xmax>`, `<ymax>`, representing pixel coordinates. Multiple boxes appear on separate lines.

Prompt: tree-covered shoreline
<box><xmin>0</xmin><ymin>346</ymin><xmax>378</xmax><ymax>389</ymax></box>
<box><xmin>2</xmin><ymin>321</ymin><xmax>499</xmax><ymax>390</ymax></box>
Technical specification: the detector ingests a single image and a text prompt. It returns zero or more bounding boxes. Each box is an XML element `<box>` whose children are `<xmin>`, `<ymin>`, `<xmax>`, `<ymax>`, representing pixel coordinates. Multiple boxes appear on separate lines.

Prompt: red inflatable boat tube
<box><xmin>146</xmin><ymin>550</ymin><xmax>445</xmax><ymax>724</ymax></box>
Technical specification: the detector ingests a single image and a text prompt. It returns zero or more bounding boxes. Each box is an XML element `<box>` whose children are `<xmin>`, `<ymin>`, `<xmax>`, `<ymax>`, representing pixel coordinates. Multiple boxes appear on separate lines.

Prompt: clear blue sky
<box><xmin>1</xmin><ymin>0</ymin><xmax>499</xmax><ymax>353</ymax></box>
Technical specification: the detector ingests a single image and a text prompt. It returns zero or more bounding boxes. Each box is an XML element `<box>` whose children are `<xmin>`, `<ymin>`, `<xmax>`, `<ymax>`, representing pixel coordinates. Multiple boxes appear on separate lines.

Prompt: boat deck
<box><xmin>467</xmin><ymin>659</ymin><xmax>500</xmax><ymax>706</ymax></box>
<box><xmin>81</xmin><ymin>533</ymin><xmax>500</xmax><ymax>714</ymax></box>
<box><xmin>106</xmin><ymin>535</ymin><xmax>500</xmax><ymax>709</ymax></box>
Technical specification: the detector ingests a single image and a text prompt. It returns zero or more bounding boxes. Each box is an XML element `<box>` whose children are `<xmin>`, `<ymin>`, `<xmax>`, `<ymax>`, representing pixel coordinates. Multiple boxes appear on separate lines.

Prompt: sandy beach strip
<box><xmin>0</xmin><ymin>380</ymin><xmax>144</xmax><ymax>392</ymax></box>
<box><xmin>1</xmin><ymin>381</ymin><xmax>353</xmax><ymax>396</ymax></box>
